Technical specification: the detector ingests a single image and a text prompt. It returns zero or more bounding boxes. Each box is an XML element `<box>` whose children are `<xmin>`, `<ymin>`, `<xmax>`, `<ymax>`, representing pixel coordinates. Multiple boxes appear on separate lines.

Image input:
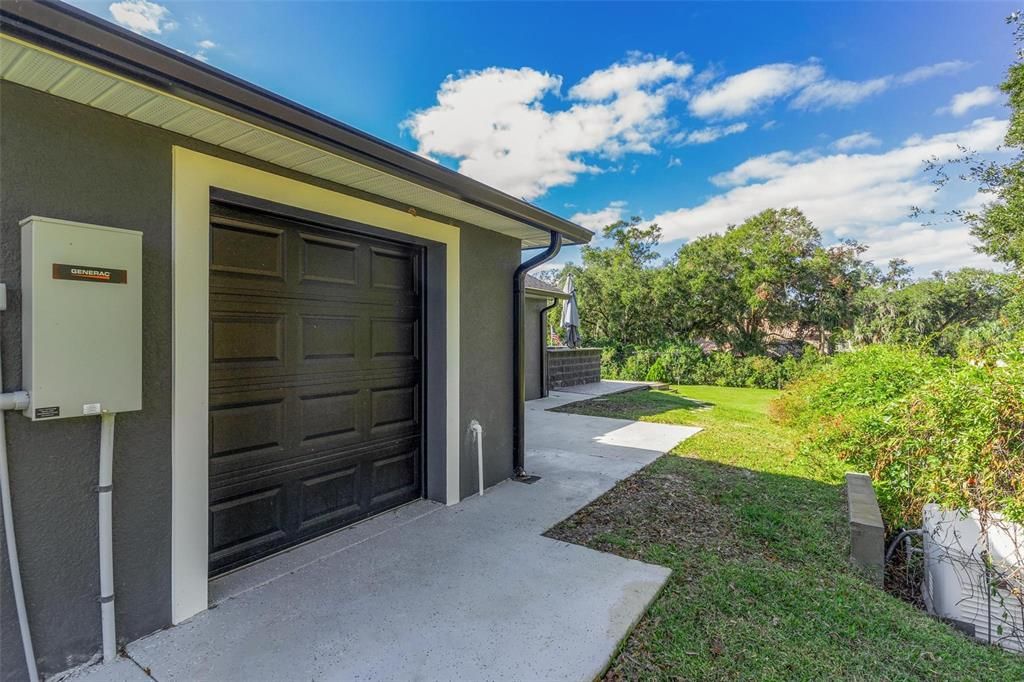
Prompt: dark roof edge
<box><xmin>0</xmin><ymin>0</ymin><xmax>593</xmax><ymax>246</ymax></box>
<box><xmin>524</xmin><ymin>274</ymin><xmax>568</xmax><ymax>299</ymax></box>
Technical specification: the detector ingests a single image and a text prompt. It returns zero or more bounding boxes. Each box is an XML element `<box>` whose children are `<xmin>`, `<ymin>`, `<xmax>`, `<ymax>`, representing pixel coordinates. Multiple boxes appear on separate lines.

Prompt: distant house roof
<box><xmin>525</xmin><ymin>274</ymin><xmax>568</xmax><ymax>299</ymax></box>
<box><xmin>0</xmin><ymin>0</ymin><xmax>594</xmax><ymax>249</ymax></box>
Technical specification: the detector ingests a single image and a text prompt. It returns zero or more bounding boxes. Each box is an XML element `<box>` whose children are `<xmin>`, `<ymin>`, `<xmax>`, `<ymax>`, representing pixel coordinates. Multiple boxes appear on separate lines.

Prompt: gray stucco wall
<box><xmin>1</xmin><ymin>83</ymin><xmax>519</xmax><ymax>679</ymax></box>
<box><xmin>524</xmin><ymin>297</ymin><xmax>549</xmax><ymax>401</ymax></box>
<box><xmin>1</xmin><ymin>83</ymin><xmax>174</xmax><ymax>680</ymax></box>
<box><xmin>458</xmin><ymin>229</ymin><xmax>519</xmax><ymax>497</ymax></box>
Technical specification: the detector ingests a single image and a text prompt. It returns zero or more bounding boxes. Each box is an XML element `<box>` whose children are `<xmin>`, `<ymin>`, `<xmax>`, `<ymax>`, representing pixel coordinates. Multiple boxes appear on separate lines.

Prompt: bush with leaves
<box><xmin>604</xmin><ymin>343</ymin><xmax>824</xmax><ymax>389</ymax></box>
<box><xmin>768</xmin><ymin>345</ymin><xmax>950</xmax><ymax>427</ymax></box>
<box><xmin>773</xmin><ymin>342</ymin><xmax>1024</xmax><ymax>527</ymax></box>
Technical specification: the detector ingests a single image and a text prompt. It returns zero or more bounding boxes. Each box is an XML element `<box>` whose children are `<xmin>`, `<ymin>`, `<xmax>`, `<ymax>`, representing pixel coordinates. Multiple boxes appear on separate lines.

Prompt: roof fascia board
<box><xmin>525</xmin><ymin>288</ymin><xmax>569</xmax><ymax>300</ymax></box>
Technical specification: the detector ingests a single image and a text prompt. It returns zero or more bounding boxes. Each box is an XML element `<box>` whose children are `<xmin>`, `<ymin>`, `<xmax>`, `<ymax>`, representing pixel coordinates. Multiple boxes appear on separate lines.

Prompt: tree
<box><xmin>667</xmin><ymin>208</ymin><xmax>873</xmax><ymax>354</ymax></box>
<box><xmin>968</xmin><ymin>12</ymin><xmax>1024</xmax><ymax>270</ymax></box>
<box><xmin>565</xmin><ymin>217</ymin><xmax>669</xmax><ymax>347</ymax></box>
<box><xmin>851</xmin><ymin>268</ymin><xmax>1014</xmax><ymax>354</ymax></box>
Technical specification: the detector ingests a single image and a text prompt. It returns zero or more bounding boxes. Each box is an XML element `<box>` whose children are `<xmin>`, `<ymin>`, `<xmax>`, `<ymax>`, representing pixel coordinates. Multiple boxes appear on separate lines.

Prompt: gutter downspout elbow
<box><xmin>512</xmin><ymin>232</ymin><xmax>562</xmax><ymax>479</ymax></box>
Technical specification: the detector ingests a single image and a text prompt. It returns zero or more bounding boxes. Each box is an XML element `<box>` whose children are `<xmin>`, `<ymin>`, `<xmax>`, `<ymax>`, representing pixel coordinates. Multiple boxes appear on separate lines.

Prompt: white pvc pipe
<box><xmin>470</xmin><ymin>421</ymin><xmax>483</xmax><ymax>496</ymax></box>
<box><xmin>1</xmin><ymin>408</ymin><xmax>39</xmax><ymax>682</ymax></box>
<box><xmin>98</xmin><ymin>412</ymin><xmax>116</xmax><ymax>662</ymax></box>
<box><xmin>0</xmin><ymin>286</ymin><xmax>39</xmax><ymax>682</ymax></box>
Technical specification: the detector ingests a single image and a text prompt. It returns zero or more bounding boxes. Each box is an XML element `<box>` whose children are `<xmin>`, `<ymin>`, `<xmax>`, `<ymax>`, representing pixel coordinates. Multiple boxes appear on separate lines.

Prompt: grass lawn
<box><xmin>546</xmin><ymin>385</ymin><xmax>1024</xmax><ymax>681</ymax></box>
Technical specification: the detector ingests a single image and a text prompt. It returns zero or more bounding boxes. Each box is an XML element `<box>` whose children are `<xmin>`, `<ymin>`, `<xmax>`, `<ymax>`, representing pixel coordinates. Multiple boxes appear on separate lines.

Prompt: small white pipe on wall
<box><xmin>469</xmin><ymin>420</ymin><xmax>484</xmax><ymax>496</ymax></box>
<box><xmin>98</xmin><ymin>412</ymin><xmax>117</xmax><ymax>662</ymax></box>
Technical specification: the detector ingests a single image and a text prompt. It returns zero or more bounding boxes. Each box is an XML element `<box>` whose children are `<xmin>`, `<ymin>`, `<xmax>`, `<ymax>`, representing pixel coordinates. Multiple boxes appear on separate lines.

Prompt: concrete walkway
<box><xmin>69</xmin><ymin>390</ymin><xmax>699</xmax><ymax>682</ymax></box>
<box><xmin>555</xmin><ymin>379</ymin><xmax>667</xmax><ymax>397</ymax></box>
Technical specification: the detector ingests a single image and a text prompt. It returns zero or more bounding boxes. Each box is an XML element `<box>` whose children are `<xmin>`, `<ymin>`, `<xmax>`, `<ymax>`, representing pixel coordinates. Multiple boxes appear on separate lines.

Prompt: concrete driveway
<box><xmin>70</xmin><ymin>387</ymin><xmax>700</xmax><ymax>682</ymax></box>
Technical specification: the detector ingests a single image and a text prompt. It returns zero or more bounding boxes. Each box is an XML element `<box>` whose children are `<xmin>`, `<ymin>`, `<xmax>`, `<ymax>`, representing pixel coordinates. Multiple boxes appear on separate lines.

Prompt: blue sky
<box><xmin>73</xmin><ymin>1</ymin><xmax>1017</xmax><ymax>274</ymax></box>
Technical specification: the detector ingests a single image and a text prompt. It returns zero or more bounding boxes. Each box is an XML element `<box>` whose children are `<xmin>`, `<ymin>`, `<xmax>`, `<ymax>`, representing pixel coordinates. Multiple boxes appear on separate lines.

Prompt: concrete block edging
<box><xmin>846</xmin><ymin>472</ymin><xmax>885</xmax><ymax>585</ymax></box>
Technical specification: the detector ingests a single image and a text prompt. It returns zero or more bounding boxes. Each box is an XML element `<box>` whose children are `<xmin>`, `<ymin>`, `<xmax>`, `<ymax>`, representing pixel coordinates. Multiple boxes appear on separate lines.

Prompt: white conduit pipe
<box><xmin>470</xmin><ymin>420</ymin><xmax>483</xmax><ymax>496</ymax></box>
<box><xmin>0</xmin><ymin>284</ymin><xmax>39</xmax><ymax>682</ymax></box>
<box><xmin>98</xmin><ymin>412</ymin><xmax>117</xmax><ymax>662</ymax></box>
<box><xmin>1</xmin><ymin>396</ymin><xmax>37</xmax><ymax>682</ymax></box>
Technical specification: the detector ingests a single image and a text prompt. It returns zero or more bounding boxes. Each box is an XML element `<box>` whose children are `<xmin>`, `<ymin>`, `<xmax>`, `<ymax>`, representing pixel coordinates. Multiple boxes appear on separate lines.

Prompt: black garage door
<box><xmin>208</xmin><ymin>203</ymin><xmax>423</xmax><ymax>576</ymax></box>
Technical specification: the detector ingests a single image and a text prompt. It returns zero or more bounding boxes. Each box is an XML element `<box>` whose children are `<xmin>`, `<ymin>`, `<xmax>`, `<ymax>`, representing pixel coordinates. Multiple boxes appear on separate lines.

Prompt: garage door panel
<box><xmin>300</xmin><ymin>314</ymin><xmax>359</xmax><ymax>362</ymax></box>
<box><xmin>210</xmin><ymin>367</ymin><xmax>418</xmax><ymax>397</ymax></box>
<box><xmin>298</xmin><ymin>464</ymin><xmax>361</xmax><ymax>532</ymax></box>
<box><xmin>209</xmin><ymin>397</ymin><xmax>287</xmax><ymax>461</ymax></box>
<box><xmin>209</xmin><ymin>301</ymin><xmax>419</xmax><ymax>380</ymax></box>
<box><xmin>209</xmin><ymin>203</ymin><xmax>423</xmax><ymax>576</ymax></box>
<box><xmin>370</xmin><ymin>317</ymin><xmax>419</xmax><ymax>361</ymax></box>
<box><xmin>210</xmin><ymin>312</ymin><xmax>286</xmax><ymax>367</ymax></box>
<box><xmin>370</xmin><ymin>385</ymin><xmax>420</xmax><ymax>436</ymax></box>
<box><xmin>370</xmin><ymin>247</ymin><xmax>418</xmax><ymax>293</ymax></box>
<box><xmin>210</xmin><ymin>220</ymin><xmax>285</xmax><ymax>280</ymax></box>
<box><xmin>209</xmin><ymin>486</ymin><xmax>287</xmax><ymax>561</ymax></box>
<box><xmin>212</xmin><ymin>282</ymin><xmax>421</xmax><ymax>309</ymax></box>
<box><xmin>369</xmin><ymin>446</ymin><xmax>420</xmax><ymax>510</ymax></box>
<box><xmin>211</xmin><ymin>428</ymin><xmax>418</xmax><ymax>490</ymax></box>
<box><xmin>299</xmin><ymin>232</ymin><xmax>359</xmax><ymax>286</ymax></box>
<box><xmin>299</xmin><ymin>389</ymin><xmax>362</xmax><ymax>444</ymax></box>
<box><xmin>210</xmin><ymin>436</ymin><xmax>419</xmax><ymax>573</ymax></box>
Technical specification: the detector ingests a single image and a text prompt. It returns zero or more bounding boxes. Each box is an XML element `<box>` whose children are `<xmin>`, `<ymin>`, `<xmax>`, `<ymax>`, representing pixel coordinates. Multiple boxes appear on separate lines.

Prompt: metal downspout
<box><xmin>538</xmin><ymin>299</ymin><xmax>559</xmax><ymax>398</ymax></box>
<box><xmin>512</xmin><ymin>232</ymin><xmax>562</xmax><ymax>478</ymax></box>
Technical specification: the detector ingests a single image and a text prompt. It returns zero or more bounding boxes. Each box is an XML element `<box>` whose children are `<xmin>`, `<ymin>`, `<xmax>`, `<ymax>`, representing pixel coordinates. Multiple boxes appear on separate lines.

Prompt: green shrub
<box><xmin>620</xmin><ymin>348</ymin><xmax>659</xmax><ymax>381</ymax></box>
<box><xmin>602</xmin><ymin>342</ymin><xmax>825</xmax><ymax>389</ymax></box>
<box><xmin>742</xmin><ymin>355</ymin><xmax>785</xmax><ymax>388</ymax></box>
<box><xmin>770</xmin><ymin>345</ymin><xmax>949</xmax><ymax>428</ymax></box>
<box><xmin>644</xmin><ymin>344</ymin><xmax>706</xmax><ymax>384</ymax></box>
<box><xmin>774</xmin><ymin>341</ymin><xmax>1024</xmax><ymax>526</ymax></box>
<box><xmin>600</xmin><ymin>346</ymin><xmax>625</xmax><ymax>379</ymax></box>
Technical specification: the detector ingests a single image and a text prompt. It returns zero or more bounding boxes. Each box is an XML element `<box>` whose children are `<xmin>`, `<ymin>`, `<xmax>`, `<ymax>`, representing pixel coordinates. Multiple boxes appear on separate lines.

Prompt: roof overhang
<box><xmin>525</xmin><ymin>287</ymin><xmax>569</xmax><ymax>300</ymax></box>
<box><xmin>0</xmin><ymin>0</ymin><xmax>593</xmax><ymax>248</ymax></box>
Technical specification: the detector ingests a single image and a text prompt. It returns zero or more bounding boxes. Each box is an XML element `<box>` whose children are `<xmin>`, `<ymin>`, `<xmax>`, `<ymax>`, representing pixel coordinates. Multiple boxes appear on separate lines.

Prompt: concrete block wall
<box><xmin>547</xmin><ymin>348</ymin><xmax>601</xmax><ymax>389</ymax></box>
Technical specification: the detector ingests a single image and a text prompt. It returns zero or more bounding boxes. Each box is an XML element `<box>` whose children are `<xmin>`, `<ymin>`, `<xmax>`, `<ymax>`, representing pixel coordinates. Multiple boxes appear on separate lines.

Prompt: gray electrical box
<box><xmin>21</xmin><ymin>217</ymin><xmax>142</xmax><ymax>420</ymax></box>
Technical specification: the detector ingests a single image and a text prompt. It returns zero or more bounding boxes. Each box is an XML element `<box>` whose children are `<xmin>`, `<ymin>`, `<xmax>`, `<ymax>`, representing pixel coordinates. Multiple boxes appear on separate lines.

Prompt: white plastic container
<box><xmin>922</xmin><ymin>504</ymin><xmax>1023</xmax><ymax>652</ymax></box>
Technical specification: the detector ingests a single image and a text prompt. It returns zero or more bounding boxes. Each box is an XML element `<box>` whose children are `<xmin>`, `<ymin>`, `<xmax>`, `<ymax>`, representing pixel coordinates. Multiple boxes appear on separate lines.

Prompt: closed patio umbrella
<box><xmin>561</xmin><ymin>274</ymin><xmax>581</xmax><ymax>348</ymax></box>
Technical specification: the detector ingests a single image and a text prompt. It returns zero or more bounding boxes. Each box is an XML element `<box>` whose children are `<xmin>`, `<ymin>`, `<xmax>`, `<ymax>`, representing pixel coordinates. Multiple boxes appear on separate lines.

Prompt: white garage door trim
<box><xmin>171</xmin><ymin>146</ymin><xmax>460</xmax><ymax>624</ymax></box>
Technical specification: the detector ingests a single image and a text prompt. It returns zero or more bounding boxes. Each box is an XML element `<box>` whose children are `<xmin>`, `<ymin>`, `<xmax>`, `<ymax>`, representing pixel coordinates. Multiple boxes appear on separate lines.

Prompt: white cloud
<box><xmin>652</xmin><ymin>118</ymin><xmax>1008</xmax><ymax>253</ymax></box>
<box><xmin>689</xmin><ymin>63</ymin><xmax>824</xmax><ymax>118</ymax></box>
<box><xmin>937</xmin><ymin>86</ymin><xmax>1001</xmax><ymax>116</ymax></box>
<box><xmin>860</xmin><ymin>223</ymin><xmax>995</xmax><ymax>271</ymax></box>
<box><xmin>671</xmin><ymin>122</ymin><xmax>748</xmax><ymax>145</ymax></box>
<box><xmin>191</xmin><ymin>39</ymin><xmax>217</xmax><ymax>62</ymax></box>
<box><xmin>898</xmin><ymin>60</ymin><xmax>970</xmax><ymax>85</ymax></box>
<box><xmin>569</xmin><ymin>56</ymin><xmax>693</xmax><ymax>100</ymax></box>
<box><xmin>791</xmin><ymin>77</ymin><xmax>891</xmax><ymax>110</ymax></box>
<box><xmin>957</xmin><ymin>190</ymin><xmax>999</xmax><ymax>214</ymax></box>
<box><xmin>691</xmin><ymin>59</ymin><xmax>970</xmax><ymax>117</ymax></box>
<box><xmin>790</xmin><ymin>61</ymin><xmax>969</xmax><ymax>111</ymax></box>
<box><xmin>405</xmin><ymin>56</ymin><xmax>692</xmax><ymax>200</ymax></box>
<box><xmin>570</xmin><ymin>201</ymin><xmax>628</xmax><ymax>230</ymax></box>
<box><xmin>109</xmin><ymin>0</ymin><xmax>176</xmax><ymax>35</ymax></box>
<box><xmin>831</xmin><ymin>132</ymin><xmax>882</xmax><ymax>152</ymax></box>
<box><xmin>761</xmin><ymin>120</ymin><xmax>778</xmax><ymax>131</ymax></box>
<box><xmin>667</xmin><ymin>156</ymin><xmax>683</xmax><ymax>168</ymax></box>
<box><xmin>708</xmin><ymin>150</ymin><xmax>817</xmax><ymax>188</ymax></box>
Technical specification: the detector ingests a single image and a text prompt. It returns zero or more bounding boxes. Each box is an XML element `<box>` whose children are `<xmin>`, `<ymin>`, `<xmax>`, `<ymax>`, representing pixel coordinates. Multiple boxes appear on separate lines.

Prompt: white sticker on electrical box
<box><xmin>83</xmin><ymin>403</ymin><xmax>102</xmax><ymax>415</ymax></box>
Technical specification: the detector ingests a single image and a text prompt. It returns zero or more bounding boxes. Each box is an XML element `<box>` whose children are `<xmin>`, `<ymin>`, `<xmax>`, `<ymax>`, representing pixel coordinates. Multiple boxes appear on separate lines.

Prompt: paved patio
<box><xmin>68</xmin><ymin>385</ymin><xmax>699</xmax><ymax>682</ymax></box>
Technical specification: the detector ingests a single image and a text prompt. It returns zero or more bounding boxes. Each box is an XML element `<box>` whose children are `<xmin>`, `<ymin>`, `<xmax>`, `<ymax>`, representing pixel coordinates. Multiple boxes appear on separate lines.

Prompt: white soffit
<box><xmin>0</xmin><ymin>34</ymin><xmax>559</xmax><ymax>247</ymax></box>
